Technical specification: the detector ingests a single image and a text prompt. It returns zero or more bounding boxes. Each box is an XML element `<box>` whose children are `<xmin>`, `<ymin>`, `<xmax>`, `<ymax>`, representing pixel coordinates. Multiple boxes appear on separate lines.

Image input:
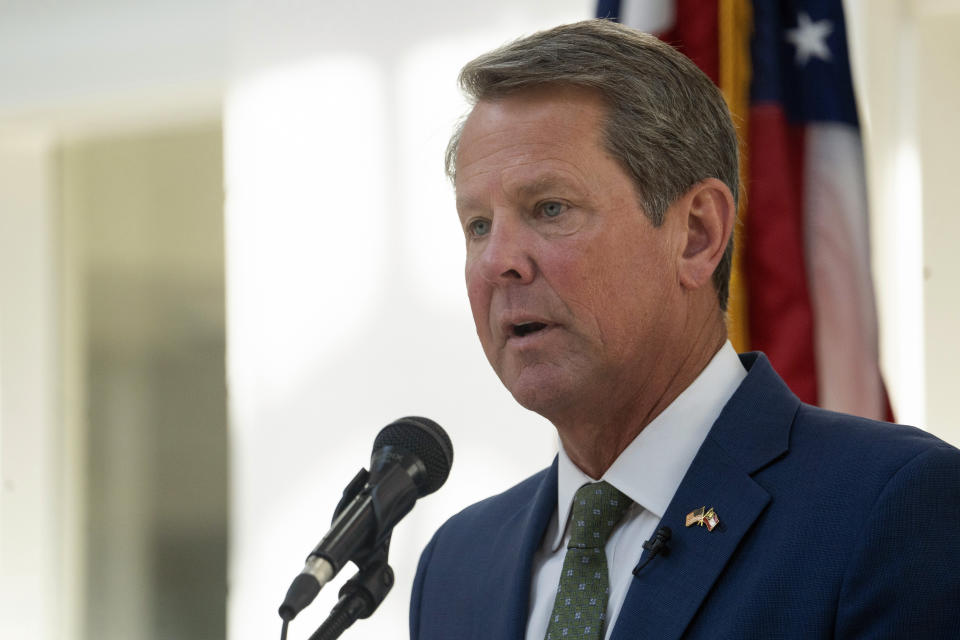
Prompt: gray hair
<box><xmin>446</xmin><ymin>19</ymin><xmax>739</xmax><ymax>310</ymax></box>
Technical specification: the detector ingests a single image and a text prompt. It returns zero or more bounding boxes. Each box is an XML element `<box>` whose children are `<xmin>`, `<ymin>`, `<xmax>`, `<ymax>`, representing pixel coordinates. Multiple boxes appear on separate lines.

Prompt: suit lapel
<box><xmin>480</xmin><ymin>458</ymin><xmax>558</xmax><ymax>640</ymax></box>
<box><xmin>610</xmin><ymin>438</ymin><xmax>771</xmax><ymax>640</ymax></box>
<box><xmin>611</xmin><ymin>353</ymin><xmax>798</xmax><ymax>640</ymax></box>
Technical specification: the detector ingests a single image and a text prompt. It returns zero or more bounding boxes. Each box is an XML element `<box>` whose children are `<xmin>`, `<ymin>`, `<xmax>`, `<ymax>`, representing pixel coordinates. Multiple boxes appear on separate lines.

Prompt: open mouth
<box><xmin>512</xmin><ymin>322</ymin><xmax>548</xmax><ymax>338</ymax></box>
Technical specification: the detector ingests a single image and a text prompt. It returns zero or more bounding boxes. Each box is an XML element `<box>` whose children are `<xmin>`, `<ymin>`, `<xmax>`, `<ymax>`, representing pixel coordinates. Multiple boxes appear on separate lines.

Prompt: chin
<box><xmin>504</xmin><ymin>368</ymin><xmax>579</xmax><ymax>419</ymax></box>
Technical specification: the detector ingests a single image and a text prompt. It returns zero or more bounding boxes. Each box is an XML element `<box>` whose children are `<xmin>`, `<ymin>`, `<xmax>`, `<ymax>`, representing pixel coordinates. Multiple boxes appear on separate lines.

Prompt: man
<box><xmin>411</xmin><ymin>19</ymin><xmax>960</xmax><ymax>639</ymax></box>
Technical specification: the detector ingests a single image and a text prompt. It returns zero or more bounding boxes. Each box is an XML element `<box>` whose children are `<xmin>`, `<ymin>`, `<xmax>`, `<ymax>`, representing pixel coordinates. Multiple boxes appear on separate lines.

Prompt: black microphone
<box><xmin>279</xmin><ymin>416</ymin><xmax>453</xmax><ymax>622</ymax></box>
<box><xmin>633</xmin><ymin>526</ymin><xmax>672</xmax><ymax>575</ymax></box>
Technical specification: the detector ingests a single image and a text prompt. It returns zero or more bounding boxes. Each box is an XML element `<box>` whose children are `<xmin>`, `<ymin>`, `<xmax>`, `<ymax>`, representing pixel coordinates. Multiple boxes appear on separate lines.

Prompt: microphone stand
<box><xmin>307</xmin><ymin>543</ymin><xmax>394</xmax><ymax>640</ymax></box>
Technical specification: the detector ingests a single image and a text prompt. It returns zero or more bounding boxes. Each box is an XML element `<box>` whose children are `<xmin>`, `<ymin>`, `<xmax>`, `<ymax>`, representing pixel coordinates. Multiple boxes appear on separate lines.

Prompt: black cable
<box><xmin>280</xmin><ymin>618</ymin><xmax>289</xmax><ymax>640</ymax></box>
<box><xmin>308</xmin><ymin>553</ymin><xmax>395</xmax><ymax>640</ymax></box>
<box><xmin>308</xmin><ymin>594</ymin><xmax>366</xmax><ymax>640</ymax></box>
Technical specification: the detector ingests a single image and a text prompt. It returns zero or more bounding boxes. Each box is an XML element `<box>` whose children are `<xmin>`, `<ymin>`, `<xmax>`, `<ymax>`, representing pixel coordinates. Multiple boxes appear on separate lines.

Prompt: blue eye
<box><xmin>541</xmin><ymin>202</ymin><xmax>566</xmax><ymax>218</ymax></box>
<box><xmin>468</xmin><ymin>218</ymin><xmax>491</xmax><ymax>237</ymax></box>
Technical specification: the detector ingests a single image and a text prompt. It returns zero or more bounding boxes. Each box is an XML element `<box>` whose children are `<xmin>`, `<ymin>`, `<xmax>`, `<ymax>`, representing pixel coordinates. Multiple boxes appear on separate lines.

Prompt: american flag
<box><xmin>599</xmin><ymin>0</ymin><xmax>891</xmax><ymax>420</ymax></box>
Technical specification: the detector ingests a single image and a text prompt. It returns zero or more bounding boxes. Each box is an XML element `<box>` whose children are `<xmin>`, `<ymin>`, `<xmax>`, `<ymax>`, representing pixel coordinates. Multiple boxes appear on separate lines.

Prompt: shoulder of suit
<box><xmin>795</xmin><ymin>402</ymin><xmax>952</xmax><ymax>452</ymax></box>
<box><xmin>785</xmin><ymin>402</ymin><xmax>959</xmax><ymax>483</ymax></box>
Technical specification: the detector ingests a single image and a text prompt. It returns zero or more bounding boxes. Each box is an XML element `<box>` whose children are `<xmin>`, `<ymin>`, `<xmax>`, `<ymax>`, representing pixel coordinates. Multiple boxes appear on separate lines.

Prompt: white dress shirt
<box><xmin>524</xmin><ymin>341</ymin><xmax>747</xmax><ymax>640</ymax></box>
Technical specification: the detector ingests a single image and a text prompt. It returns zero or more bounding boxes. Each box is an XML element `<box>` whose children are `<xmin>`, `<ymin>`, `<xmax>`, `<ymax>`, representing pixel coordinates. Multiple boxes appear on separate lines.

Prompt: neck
<box><xmin>556</xmin><ymin>311</ymin><xmax>727</xmax><ymax>479</ymax></box>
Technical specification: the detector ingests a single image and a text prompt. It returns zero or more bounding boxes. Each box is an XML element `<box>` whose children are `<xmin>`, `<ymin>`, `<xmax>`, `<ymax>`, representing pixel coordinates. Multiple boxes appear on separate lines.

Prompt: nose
<box><xmin>474</xmin><ymin>214</ymin><xmax>536</xmax><ymax>285</ymax></box>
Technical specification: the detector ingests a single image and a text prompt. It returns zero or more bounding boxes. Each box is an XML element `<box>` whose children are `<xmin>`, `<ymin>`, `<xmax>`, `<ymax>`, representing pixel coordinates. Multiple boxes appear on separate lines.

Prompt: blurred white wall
<box><xmin>845</xmin><ymin>0</ymin><xmax>960</xmax><ymax>437</ymax></box>
<box><xmin>0</xmin><ymin>134</ymin><xmax>67</xmax><ymax>640</ymax></box>
<box><xmin>914</xmin><ymin>7</ymin><xmax>960</xmax><ymax>441</ymax></box>
<box><xmin>2</xmin><ymin>1</ymin><xmax>960</xmax><ymax>640</ymax></box>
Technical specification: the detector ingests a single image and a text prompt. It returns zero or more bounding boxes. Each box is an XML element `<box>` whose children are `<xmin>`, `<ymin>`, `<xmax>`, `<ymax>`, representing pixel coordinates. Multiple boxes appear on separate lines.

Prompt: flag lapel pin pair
<box><xmin>685</xmin><ymin>506</ymin><xmax>720</xmax><ymax>531</ymax></box>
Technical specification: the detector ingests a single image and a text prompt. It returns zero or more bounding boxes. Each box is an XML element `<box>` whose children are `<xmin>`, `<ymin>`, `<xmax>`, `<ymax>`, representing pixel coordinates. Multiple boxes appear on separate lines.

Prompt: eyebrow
<box><xmin>507</xmin><ymin>173</ymin><xmax>585</xmax><ymax>201</ymax></box>
<box><xmin>455</xmin><ymin>193</ymin><xmax>486</xmax><ymax>216</ymax></box>
<box><xmin>455</xmin><ymin>161</ymin><xmax>597</xmax><ymax>221</ymax></box>
<box><xmin>456</xmin><ymin>172</ymin><xmax>588</xmax><ymax>213</ymax></box>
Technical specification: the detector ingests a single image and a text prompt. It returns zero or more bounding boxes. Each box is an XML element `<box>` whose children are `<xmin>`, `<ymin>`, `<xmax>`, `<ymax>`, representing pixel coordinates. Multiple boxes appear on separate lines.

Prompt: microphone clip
<box><xmin>333</xmin><ymin>467</ymin><xmax>370</xmax><ymax>518</ymax></box>
<box><xmin>633</xmin><ymin>526</ymin><xmax>672</xmax><ymax>576</ymax></box>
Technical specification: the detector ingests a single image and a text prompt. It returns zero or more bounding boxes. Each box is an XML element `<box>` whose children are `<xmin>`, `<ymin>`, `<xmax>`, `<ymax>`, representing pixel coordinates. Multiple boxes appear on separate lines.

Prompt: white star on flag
<box><xmin>785</xmin><ymin>12</ymin><xmax>833</xmax><ymax>66</ymax></box>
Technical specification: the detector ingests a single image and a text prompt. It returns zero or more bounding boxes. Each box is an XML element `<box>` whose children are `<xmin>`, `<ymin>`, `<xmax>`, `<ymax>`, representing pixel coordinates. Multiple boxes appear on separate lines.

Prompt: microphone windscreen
<box><xmin>372</xmin><ymin>417</ymin><xmax>453</xmax><ymax>496</ymax></box>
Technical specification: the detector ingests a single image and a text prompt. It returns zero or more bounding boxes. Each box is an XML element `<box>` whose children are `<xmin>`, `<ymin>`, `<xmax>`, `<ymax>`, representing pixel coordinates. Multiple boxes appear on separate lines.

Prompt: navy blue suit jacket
<box><xmin>411</xmin><ymin>353</ymin><xmax>960</xmax><ymax>638</ymax></box>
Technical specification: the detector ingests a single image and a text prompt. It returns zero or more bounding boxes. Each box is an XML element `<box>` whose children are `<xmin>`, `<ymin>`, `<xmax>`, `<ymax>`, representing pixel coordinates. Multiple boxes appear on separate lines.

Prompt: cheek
<box><xmin>544</xmin><ymin>244</ymin><xmax>610</xmax><ymax>310</ymax></box>
<box><xmin>465</xmin><ymin>268</ymin><xmax>491</xmax><ymax>330</ymax></box>
<box><xmin>571</xmin><ymin>240</ymin><xmax>668</xmax><ymax>336</ymax></box>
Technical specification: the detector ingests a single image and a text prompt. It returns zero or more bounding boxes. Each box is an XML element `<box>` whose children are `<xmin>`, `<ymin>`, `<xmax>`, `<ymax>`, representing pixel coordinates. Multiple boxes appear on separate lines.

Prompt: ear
<box><xmin>675</xmin><ymin>178</ymin><xmax>735</xmax><ymax>292</ymax></box>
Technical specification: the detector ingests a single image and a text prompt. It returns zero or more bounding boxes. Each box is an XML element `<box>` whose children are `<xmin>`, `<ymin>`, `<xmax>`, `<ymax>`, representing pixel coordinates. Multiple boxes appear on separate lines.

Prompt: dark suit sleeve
<box><xmin>835</xmin><ymin>442</ymin><xmax>960</xmax><ymax>638</ymax></box>
<box><xmin>409</xmin><ymin>528</ymin><xmax>440</xmax><ymax>640</ymax></box>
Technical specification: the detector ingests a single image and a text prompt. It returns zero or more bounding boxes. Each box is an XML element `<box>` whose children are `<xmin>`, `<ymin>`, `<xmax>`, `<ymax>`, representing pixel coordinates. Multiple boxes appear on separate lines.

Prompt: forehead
<box><xmin>454</xmin><ymin>86</ymin><xmax>613</xmax><ymax>204</ymax></box>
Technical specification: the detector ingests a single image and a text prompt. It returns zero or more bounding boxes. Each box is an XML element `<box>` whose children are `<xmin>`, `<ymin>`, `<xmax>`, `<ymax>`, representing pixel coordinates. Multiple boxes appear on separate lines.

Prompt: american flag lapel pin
<box><xmin>685</xmin><ymin>506</ymin><xmax>720</xmax><ymax>532</ymax></box>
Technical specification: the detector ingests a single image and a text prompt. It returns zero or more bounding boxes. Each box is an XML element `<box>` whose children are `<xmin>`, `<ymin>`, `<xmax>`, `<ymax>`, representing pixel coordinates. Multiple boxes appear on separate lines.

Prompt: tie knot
<box><xmin>568</xmin><ymin>481</ymin><xmax>632</xmax><ymax>549</ymax></box>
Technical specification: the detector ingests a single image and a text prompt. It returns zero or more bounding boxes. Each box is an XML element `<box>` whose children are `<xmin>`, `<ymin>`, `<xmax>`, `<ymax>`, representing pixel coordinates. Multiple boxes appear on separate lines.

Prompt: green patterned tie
<box><xmin>544</xmin><ymin>481</ymin><xmax>633</xmax><ymax>640</ymax></box>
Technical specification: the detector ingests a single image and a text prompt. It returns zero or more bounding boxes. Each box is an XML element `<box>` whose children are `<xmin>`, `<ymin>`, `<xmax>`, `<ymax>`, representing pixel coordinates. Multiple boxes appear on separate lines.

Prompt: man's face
<box><xmin>455</xmin><ymin>85</ymin><xmax>686</xmax><ymax>420</ymax></box>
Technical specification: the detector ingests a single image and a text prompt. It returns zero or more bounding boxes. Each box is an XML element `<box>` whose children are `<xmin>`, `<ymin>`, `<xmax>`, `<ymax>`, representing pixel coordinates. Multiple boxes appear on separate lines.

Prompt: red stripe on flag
<box><xmin>659</xmin><ymin>0</ymin><xmax>719</xmax><ymax>83</ymax></box>
<box><xmin>746</xmin><ymin>103</ymin><xmax>818</xmax><ymax>405</ymax></box>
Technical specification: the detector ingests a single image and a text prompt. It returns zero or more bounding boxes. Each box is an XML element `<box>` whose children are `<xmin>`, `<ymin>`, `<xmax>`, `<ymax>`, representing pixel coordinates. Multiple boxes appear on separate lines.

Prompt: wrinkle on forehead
<box><xmin>457</xmin><ymin>87</ymin><xmax>606</xmax><ymax>157</ymax></box>
<box><xmin>454</xmin><ymin>92</ymin><xmax>609</xmax><ymax>215</ymax></box>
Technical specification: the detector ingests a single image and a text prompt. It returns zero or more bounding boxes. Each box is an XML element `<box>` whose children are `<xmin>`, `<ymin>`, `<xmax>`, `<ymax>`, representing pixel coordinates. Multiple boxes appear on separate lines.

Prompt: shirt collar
<box><xmin>550</xmin><ymin>341</ymin><xmax>747</xmax><ymax>551</ymax></box>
